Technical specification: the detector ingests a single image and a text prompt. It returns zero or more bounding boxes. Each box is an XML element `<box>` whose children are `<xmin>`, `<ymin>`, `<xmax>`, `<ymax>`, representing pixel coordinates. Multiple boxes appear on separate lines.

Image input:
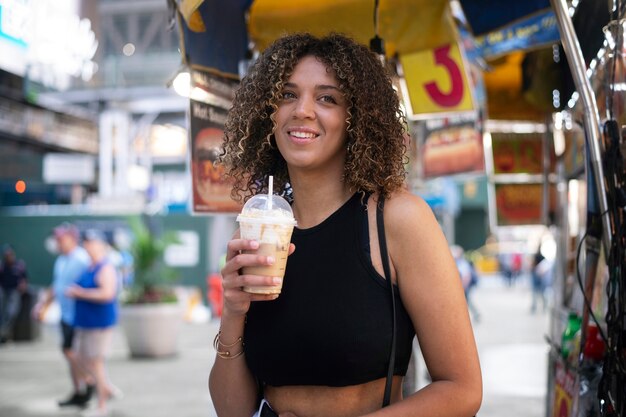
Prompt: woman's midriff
<box><xmin>264</xmin><ymin>376</ymin><xmax>404</xmax><ymax>417</ymax></box>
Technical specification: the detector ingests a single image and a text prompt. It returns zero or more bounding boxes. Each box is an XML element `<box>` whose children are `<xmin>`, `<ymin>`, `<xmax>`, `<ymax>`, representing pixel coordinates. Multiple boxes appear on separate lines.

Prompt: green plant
<box><xmin>124</xmin><ymin>216</ymin><xmax>180</xmax><ymax>304</ymax></box>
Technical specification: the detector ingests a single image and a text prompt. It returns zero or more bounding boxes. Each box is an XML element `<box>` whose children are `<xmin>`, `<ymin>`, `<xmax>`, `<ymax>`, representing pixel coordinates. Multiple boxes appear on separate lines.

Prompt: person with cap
<box><xmin>0</xmin><ymin>244</ymin><xmax>28</xmax><ymax>343</ymax></box>
<box><xmin>66</xmin><ymin>229</ymin><xmax>121</xmax><ymax>417</ymax></box>
<box><xmin>33</xmin><ymin>222</ymin><xmax>94</xmax><ymax>408</ymax></box>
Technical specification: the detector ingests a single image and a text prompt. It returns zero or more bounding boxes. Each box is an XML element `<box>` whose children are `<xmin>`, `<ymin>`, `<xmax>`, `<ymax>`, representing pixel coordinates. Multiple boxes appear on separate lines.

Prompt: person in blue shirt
<box><xmin>34</xmin><ymin>223</ymin><xmax>93</xmax><ymax>408</ymax></box>
<box><xmin>66</xmin><ymin>229</ymin><xmax>120</xmax><ymax>417</ymax></box>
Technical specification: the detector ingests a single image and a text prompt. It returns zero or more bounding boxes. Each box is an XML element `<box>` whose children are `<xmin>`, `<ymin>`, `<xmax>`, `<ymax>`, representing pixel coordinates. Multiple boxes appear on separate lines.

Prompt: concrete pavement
<box><xmin>0</xmin><ymin>274</ymin><xmax>550</xmax><ymax>417</ymax></box>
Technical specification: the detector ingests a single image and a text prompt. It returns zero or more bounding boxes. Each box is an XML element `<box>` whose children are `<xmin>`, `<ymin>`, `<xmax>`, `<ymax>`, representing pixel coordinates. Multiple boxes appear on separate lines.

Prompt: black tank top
<box><xmin>244</xmin><ymin>193</ymin><xmax>415</xmax><ymax>387</ymax></box>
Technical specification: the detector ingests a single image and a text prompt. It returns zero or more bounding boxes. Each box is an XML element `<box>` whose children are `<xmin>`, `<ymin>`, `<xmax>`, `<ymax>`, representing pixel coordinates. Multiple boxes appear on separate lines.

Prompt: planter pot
<box><xmin>120</xmin><ymin>303</ymin><xmax>184</xmax><ymax>358</ymax></box>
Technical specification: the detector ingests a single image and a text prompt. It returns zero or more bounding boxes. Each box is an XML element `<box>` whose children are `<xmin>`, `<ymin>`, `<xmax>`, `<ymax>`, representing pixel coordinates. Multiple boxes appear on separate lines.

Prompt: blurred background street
<box><xmin>1</xmin><ymin>1</ymin><xmax>622</xmax><ymax>416</ymax></box>
<box><xmin>1</xmin><ymin>273</ymin><xmax>550</xmax><ymax>417</ymax></box>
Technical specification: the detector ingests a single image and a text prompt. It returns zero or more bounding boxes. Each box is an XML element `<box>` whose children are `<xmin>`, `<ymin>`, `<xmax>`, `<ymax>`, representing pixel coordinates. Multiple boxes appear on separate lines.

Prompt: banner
<box><xmin>400</xmin><ymin>43</ymin><xmax>475</xmax><ymax>116</ymax></box>
<box><xmin>475</xmin><ymin>9</ymin><xmax>560</xmax><ymax>59</ymax></box>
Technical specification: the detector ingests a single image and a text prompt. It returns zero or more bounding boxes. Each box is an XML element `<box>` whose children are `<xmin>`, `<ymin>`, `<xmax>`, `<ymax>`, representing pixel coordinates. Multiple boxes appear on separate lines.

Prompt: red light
<box><xmin>15</xmin><ymin>180</ymin><xmax>26</xmax><ymax>194</ymax></box>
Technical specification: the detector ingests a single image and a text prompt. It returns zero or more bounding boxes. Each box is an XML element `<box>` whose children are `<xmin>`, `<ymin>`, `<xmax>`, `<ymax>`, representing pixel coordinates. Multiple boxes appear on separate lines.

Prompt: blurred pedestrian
<box><xmin>510</xmin><ymin>252</ymin><xmax>523</xmax><ymax>286</ymax></box>
<box><xmin>0</xmin><ymin>244</ymin><xmax>28</xmax><ymax>343</ymax></box>
<box><xmin>452</xmin><ymin>245</ymin><xmax>481</xmax><ymax>322</ymax></box>
<box><xmin>33</xmin><ymin>223</ymin><xmax>94</xmax><ymax>407</ymax></box>
<box><xmin>530</xmin><ymin>248</ymin><xmax>552</xmax><ymax>313</ymax></box>
<box><xmin>66</xmin><ymin>229</ymin><xmax>121</xmax><ymax>417</ymax></box>
<box><xmin>498</xmin><ymin>253</ymin><xmax>513</xmax><ymax>287</ymax></box>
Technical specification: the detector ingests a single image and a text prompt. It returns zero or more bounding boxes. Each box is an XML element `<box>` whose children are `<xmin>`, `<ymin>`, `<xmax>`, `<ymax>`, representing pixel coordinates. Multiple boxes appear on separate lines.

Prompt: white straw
<box><xmin>268</xmin><ymin>175</ymin><xmax>274</xmax><ymax>210</ymax></box>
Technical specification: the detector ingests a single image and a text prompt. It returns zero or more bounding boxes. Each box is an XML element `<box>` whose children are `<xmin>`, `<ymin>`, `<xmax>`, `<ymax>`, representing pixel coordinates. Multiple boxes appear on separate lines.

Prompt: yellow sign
<box><xmin>400</xmin><ymin>43</ymin><xmax>474</xmax><ymax>116</ymax></box>
<box><xmin>552</xmin><ymin>362</ymin><xmax>576</xmax><ymax>417</ymax></box>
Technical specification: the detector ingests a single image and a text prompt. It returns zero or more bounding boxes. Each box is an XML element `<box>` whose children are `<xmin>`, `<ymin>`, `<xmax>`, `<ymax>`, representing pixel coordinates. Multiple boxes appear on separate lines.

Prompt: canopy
<box><xmin>174</xmin><ymin>0</ymin><xmax>608</xmax><ymax>119</ymax></box>
<box><xmin>248</xmin><ymin>0</ymin><xmax>456</xmax><ymax>57</ymax></box>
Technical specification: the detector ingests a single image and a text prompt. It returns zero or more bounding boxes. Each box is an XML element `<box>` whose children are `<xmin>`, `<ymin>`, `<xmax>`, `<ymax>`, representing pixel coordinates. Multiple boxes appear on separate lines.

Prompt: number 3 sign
<box><xmin>400</xmin><ymin>42</ymin><xmax>475</xmax><ymax>117</ymax></box>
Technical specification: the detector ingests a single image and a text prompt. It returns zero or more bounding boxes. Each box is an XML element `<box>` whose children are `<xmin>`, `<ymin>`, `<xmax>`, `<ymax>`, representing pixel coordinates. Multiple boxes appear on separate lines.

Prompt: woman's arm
<box><xmin>209</xmin><ymin>235</ymin><xmax>293</xmax><ymax>417</ymax></box>
<box><xmin>367</xmin><ymin>191</ymin><xmax>482</xmax><ymax>417</ymax></box>
<box><xmin>66</xmin><ymin>264</ymin><xmax>118</xmax><ymax>303</ymax></box>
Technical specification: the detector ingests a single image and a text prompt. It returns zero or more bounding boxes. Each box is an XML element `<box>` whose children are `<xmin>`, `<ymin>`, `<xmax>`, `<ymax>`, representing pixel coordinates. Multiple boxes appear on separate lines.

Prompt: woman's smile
<box><xmin>286</xmin><ymin>127</ymin><xmax>320</xmax><ymax>143</ymax></box>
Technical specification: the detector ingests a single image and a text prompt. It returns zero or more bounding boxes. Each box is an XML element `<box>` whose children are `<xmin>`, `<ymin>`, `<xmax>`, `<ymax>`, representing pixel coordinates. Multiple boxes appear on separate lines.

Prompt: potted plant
<box><xmin>119</xmin><ymin>216</ymin><xmax>183</xmax><ymax>358</ymax></box>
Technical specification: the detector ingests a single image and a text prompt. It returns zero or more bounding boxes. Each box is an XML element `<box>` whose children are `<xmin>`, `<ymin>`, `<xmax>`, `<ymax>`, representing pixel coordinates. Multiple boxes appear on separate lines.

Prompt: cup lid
<box><xmin>236</xmin><ymin>194</ymin><xmax>295</xmax><ymax>224</ymax></box>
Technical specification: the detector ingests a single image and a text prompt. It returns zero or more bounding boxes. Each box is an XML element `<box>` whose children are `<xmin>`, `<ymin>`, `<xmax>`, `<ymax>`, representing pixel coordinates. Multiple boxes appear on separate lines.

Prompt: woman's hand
<box><xmin>221</xmin><ymin>238</ymin><xmax>295</xmax><ymax>317</ymax></box>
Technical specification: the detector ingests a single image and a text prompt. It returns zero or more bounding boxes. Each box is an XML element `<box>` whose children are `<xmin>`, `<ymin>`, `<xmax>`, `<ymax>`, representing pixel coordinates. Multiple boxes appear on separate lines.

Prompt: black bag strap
<box><xmin>376</xmin><ymin>196</ymin><xmax>397</xmax><ymax>408</ymax></box>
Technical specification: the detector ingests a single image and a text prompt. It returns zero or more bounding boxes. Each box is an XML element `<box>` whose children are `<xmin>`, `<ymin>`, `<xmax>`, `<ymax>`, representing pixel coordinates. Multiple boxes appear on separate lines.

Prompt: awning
<box><xmin>173</xmin><ymin>0</ymin><xmax>607</xmax><ymax>119</ymax></box>
<box><xmin>248</xmin><ymin>0</ymin><xmax>457</xmax><ymax>57</ymax></box>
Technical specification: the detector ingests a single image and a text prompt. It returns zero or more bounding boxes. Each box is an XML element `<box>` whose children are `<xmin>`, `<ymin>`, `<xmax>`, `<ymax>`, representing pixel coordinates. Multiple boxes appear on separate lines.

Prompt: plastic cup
<box><xmin>236</xmin><ymin>193</ymin><xmax>296</xmax><ymax>294</ymax></box>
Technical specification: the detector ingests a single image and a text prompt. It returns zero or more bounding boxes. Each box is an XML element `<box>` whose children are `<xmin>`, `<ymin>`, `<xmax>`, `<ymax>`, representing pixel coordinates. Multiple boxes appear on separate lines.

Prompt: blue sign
<box><xmin>475</xmin><ymin>9</ymin><xmax>560</xmax><ymax>59</ymax></box>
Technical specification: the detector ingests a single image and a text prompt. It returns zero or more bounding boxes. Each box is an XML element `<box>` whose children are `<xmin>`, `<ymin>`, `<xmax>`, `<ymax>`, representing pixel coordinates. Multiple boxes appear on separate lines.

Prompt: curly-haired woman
<box><xmin>209</xmin><ymin>33</ymin><xmax>482</xmax><ymax>417</ymax></box>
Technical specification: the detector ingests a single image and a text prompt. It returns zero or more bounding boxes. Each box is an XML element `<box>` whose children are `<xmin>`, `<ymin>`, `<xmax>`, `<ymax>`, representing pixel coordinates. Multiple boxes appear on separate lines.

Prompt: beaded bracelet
<box><xmin>213</xmin><ymin>330</ymin><xmax>244</xmax><ymax>359</ymax></box>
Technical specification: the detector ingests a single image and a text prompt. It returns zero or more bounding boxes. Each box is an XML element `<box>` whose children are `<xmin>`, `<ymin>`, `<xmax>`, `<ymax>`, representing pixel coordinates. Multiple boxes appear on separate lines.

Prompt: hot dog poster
<box><xmin>420</xmin><ymin>119</ymin><xmax>485</xmax><ymax>178</ymax></box>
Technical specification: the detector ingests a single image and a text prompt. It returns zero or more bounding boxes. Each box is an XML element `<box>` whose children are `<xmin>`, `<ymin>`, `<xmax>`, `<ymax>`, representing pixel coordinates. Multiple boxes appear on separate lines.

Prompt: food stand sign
<box><xmin>188</xmin><ymin>69</ymin><xmax>241</xmax><ymax>214</ymax></box>
<box><xmin>400</xmin><ymin>43</ymin><xmax>475</xmax><ymax>116</ymax></box>
<box><xmin>420</xmin><ymin>117</ymin><xmax>484</xmax><ymax>178</ymax></box>
<box><xmin>552</xmin><ymin>361</ymin><xmax>576</xmax><ymax>417</ymax></box>
<box><xmin>491</xmin><ymin>132</ymin><xmax>545</xmax><ymax>175</ymax></box>
<box><xmin>495</xmin><ymin>183</ymin><xmax>557</xmax><ymax>226</ymax></box>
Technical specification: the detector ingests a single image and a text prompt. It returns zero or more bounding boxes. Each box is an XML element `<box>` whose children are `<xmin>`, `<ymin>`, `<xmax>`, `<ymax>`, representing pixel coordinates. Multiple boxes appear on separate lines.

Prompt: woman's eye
<box><xmin>320</xmin><ymin>95</ymin><xmax>337</xmax><ymax>104</ymax></box>
<box><xmin>281</xmin><ymin>91</ymin><xmax>296</xmax><ymax>100</ymax></box>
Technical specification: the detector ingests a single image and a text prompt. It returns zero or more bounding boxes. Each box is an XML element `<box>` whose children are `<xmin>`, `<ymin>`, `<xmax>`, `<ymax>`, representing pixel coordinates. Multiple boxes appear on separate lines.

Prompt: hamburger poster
<box><xmin>188</xmin><ymin>68</ymin><xmax>241</xmax><ymax>213</ymax></box>
<box><xmin>189</xmin><ymin>99</ymin><xmax>240</xmax><ymax>213</ymax></box>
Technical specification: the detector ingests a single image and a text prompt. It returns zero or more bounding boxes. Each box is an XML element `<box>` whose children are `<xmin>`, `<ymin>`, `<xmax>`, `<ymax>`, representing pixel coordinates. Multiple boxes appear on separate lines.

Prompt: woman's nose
<box><xmin>293</xmin><ymin>97</ymin><xmax>315</xmax><ymax>119</ymax></box>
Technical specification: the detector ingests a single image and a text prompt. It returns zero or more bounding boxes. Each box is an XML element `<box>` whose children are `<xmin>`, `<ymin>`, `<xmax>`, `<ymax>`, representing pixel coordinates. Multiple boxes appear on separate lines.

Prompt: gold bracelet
<box><xmin>213</xmin><ymin>331</ymin><xmax>244</xmax><ymax>359</ymax></box>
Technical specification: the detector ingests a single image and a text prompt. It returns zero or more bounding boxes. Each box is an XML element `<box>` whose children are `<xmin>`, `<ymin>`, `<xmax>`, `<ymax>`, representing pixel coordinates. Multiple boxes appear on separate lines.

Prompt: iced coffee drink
<box><xmin>236</xmin><ymin>184</ymin><xmax>296</xmax><ymax>295</ymax></box>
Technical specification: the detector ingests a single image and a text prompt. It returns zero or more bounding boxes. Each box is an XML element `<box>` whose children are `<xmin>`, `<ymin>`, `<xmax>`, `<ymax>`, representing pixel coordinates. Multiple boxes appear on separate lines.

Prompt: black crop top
<box><xmin>244</xmin><ymin>193</ymin><xmax>416</xmax><ymax>387</ymax></box>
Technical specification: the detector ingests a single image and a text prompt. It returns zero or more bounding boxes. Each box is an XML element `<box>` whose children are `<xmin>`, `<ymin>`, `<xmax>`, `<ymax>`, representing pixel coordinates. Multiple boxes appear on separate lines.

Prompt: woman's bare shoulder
<box><xmin>383</xmin><ymin>189</ymin><xmax>438</xmax><ymax>232</ymax></box>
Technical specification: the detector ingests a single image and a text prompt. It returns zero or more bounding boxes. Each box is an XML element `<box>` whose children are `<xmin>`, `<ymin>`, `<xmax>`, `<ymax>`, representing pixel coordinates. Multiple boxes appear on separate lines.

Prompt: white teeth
<box><xmin>290</xmin><ymin>131</ymin><xmax>317</xmax><ymax>139</ymax></box>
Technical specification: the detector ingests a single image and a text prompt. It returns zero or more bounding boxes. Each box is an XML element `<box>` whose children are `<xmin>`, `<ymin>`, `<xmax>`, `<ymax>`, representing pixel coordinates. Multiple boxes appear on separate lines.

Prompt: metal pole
<box><xmin>550</xmin><ymin>0</ymin><xmax>612</xmax><ymax>254</ymax></box>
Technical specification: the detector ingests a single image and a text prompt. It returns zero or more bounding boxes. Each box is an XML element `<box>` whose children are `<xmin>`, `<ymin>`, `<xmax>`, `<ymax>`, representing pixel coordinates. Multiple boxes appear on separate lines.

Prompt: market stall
<box><xmin>170</xmin><ymin>1</ymin><xmax>626</xmax><ymax>415</ymax></box>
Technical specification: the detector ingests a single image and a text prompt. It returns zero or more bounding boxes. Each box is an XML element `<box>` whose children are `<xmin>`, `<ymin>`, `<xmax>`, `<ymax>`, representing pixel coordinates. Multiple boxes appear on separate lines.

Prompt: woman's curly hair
<box><xmin>220</xmin><ymin>32</ymin><xmax>407</xmax><ymax>202</ymax></box>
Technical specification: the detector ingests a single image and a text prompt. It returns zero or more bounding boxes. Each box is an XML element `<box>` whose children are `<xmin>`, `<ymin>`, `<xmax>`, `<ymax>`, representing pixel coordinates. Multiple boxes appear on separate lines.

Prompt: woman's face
<box><xmin>273</xmin><ymin>55</ymin><xmax>349</xmax><ymax>173</ymax></box>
